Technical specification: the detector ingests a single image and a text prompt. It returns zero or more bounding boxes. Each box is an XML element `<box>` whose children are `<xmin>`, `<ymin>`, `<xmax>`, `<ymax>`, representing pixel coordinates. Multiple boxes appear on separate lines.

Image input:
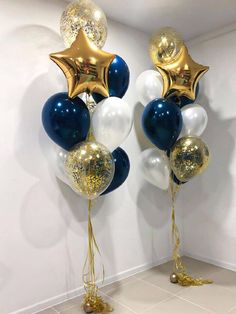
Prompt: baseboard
<box><xmin>183</xmin><ymin>251</ymin><xmax>236</xmax><ymax>272</ymax></box>
<box><xmin>12</xmin><ymin>255</ymin><xmax>172</xmax><ymax>314</ymax></box>
<box><xmin>11</xmin><ymin>287</ymin><xmax>85</xmax><ymax>314</ymax></box>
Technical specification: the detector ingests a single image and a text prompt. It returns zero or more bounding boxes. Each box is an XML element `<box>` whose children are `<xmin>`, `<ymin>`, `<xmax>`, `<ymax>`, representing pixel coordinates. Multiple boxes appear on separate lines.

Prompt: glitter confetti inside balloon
<box><xmin>60</xmin><ymin>0</ymin><xmax>108</xmax><ymax>49</ymax></box>
<box><xmin>65</xmin><ymin>142</ymin><xmax>115</xmax><ymax>199</ymax></box>
<box><xmin>149</xmin><ymin>27</ymin><xmax>183</xmax><ymax>65</ymax></box>
<box><xmin>170</xmin><ymin>136</ymin><xmax>210</xmax><ymax>182</ymax></box>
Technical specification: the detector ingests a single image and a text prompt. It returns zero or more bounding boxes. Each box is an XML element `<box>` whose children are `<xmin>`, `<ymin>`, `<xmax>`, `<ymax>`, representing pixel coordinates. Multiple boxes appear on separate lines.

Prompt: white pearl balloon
<box><xmin>181</xmin><ymin>104</ymin><xmax>208</xmax><ymax>137</ymax></box>
<box><xmin>135</xmin><ymin>70</ymin><xmax>162</xmax><ymax>106</ymax></box>
<box><xmin>55</xmin><ymin>148</ymin><xmax>68</xmax><ymax>184</ymax></box>
<box><xmin>140</xmin><ymin>148</ymin><xmax>170</xmax><ymax>190</ymax></box>
<box><xmin>41</xmin><ymin>134</ymin><xmax>69</xmax><ymax>184</ymax></box>
<box><xmin>92</xmin><ymin>97</ymin><xmax>133</xmax><ymax>152</ymax></box>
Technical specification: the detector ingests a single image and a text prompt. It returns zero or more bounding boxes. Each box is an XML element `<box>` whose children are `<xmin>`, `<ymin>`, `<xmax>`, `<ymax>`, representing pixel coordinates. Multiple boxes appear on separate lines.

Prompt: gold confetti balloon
<box><xmin>60</xmin><ymin>0</ymin><xmax>107</xmax><ymax>48</ymax></box>
<box><xmin>170</xmin><ymin>136</ymin><xmax>210</xmax><ymax>182</ymax></box>
<box><xmin>149</xmin><ymin>27</ymin><xmax>183</xmax><ymax>65</ymax></box>
<box><xmin>65</xmin><ymin>142</ymin><xmax>114</xmax><ymax>199</ymax></box>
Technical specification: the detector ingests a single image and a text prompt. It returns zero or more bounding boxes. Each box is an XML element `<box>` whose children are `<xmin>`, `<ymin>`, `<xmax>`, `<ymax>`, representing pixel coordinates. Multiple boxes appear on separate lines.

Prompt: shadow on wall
<box><xmin>134</xmin><ymin>101</ymin><xmax>171</xmax><ymax>230</ymax></box>
<box><xmin>10</xmin><ymin>25</ymin><xmax>68</xmax><ymax>248</ymax></box>
<box><xmin>0</xmin><ymin>263</ymin><xmax>11</xmax><ymax>312</ymax></box>
<box><xmin>12</xmin><ymin>23</ymin><xmax>115</xmax><ymax>291</ymax></box>
<box><xmin>179</xmin><ymin>80</ymin><xmax>236</xmax><ymax>257</ymax></box>
<box><xmin>0</xmin><ymin>263</ymin><xmax>10</xmax><ymax>291</ymax></box>
<box><xmin>10</xmin><ymin>24</ymin><xmax>103</xmax><ymax>242</ymax></box>
<box><xmin>1</xmin><ymin>25</ymin><xmax>65</xmax><ymax>111</ymax></box>
<box><xmin>132</xmin><ymin>101</ymin><xmax>171</xmax><ymax>261</ymax></box>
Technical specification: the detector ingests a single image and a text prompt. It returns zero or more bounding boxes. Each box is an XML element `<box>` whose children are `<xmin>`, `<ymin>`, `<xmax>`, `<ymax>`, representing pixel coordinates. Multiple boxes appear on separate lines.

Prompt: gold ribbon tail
<box><xmin>170</xmin><ymin>177</ymin><xmax>213</xmax><ymax>286</ymax></box>
<box><xmin>82</xmin><ymin>200</ymin><xmax>113</xmax><ymax>313</ymax></box>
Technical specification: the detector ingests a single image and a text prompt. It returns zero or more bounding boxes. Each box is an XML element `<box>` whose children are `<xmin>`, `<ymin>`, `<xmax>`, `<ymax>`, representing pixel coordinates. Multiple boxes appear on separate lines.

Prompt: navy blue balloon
<box><xmin>42</xmin><ymin>93</ymin><xmax>90</xmax><ymax>151</ymax></box>
<box><xmin>171</xmin><ymin>171</ymin><xmax>186</xmax><ymax>185</ymax></box>
<box><xmin>142</xmin><ymin>98</ymin><xmax>183</xmax><ymax>151</ymax></box>
<box><xmin>102</xmin><ymin>147</ymin><xmax>130</xmax><ymax>195</ymax></box>
<box><xmin>167</xmin><ymin>83</ymin><xmax>200</xmax><ymax>108</ymax></box>
<box><xmin>92</xmin><ymin>55</ymin><xmax>130</xmax><ymax>103</ymax></box>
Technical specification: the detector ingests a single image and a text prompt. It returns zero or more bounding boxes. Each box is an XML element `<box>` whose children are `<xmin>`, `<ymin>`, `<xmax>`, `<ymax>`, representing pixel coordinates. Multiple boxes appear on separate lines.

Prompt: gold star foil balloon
<box><xmin>50</xmin><ymin>29</ymin><xmax>115</xmax><ymax>99</ymax></box>
<box><xmin>65</xmin><ymin>141</ymin><xmax>114</xmax><ymax>199</ymax></box>
<box><xmin>156</xmin><ymin>45</ymin><xmax>209</xmax><ymax>100</ymax></box>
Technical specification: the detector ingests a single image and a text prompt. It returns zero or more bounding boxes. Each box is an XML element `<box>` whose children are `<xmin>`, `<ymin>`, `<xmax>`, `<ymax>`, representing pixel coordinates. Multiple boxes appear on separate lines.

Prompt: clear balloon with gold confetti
<box><xmin>60</xmin><ymin>0</ymin><xmax>108</xmax><ymax>49</ymax></box>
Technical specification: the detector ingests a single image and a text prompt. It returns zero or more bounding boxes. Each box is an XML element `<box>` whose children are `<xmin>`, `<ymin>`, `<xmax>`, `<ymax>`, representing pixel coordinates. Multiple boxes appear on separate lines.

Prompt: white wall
<box><xmin>182</xmin><ymin>24</ymin><xmax>236</xmax><ymax>271</ymax></box>
<box><xmin>0</xmin><ymin>1</ymin><xmax>173</xmax><ymax>313</ymax></box>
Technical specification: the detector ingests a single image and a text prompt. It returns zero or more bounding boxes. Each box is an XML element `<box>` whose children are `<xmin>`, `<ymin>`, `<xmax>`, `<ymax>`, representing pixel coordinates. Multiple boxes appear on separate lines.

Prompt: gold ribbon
<box><xmin>86</xmin><ymin>93</ymin><xmax>96</xmax><ymax>142</ymax></box>
<box><xmin>169</xmin><ymin>177</ymin><xmax>213</xmax><ymax>286</ymax></box>
<box><xmin>86</xmin><ymin>93</ymin><xmax>97</xmax><ymax>115</ymax></box>
<box><xmin>82</xmin><ymin>200</ymin><xmax>113</xmax><ymax>313</ymax></box>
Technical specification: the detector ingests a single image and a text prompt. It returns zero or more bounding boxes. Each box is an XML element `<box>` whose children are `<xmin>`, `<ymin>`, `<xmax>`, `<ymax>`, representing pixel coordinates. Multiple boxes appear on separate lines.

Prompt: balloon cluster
<box><xmin>137</xmin><ymin>27</ymin><xmax>213</xmax><ymax>287</ymax></box>
<box><xmin>136</xmin><ymin>27</ymin><xmax>210</xmax><ymax>189</ymax></box>
<box><xmin>42</xmin><ymin>0</ymin><xmax>131</xmax><ymax>200</ymax></box>
<box><xmin>42</xmin><ymin>1</ymin><xmax>132</xmax><ymax>312</ymax></box>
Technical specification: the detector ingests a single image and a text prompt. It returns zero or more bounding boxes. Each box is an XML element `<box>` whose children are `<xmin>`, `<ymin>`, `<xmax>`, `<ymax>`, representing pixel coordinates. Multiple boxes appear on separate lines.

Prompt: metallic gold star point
<box><xmin>50</xmin><ymin>29</ymin><xmax>115</xmax><ymax>98</ymax></box>
<box><xmin>156</xmin><ymin>45</ymin><xmax>209</xmax><ymax>100</ymax></box>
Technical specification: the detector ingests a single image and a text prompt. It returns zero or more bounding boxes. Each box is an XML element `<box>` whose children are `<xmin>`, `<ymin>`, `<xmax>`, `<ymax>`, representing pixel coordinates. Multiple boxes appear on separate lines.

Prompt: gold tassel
<box><xmin>82</xmin><ymin>200</ymin><xmax>113</xmax><ymax>313</ymax></box>
<box><xmin>169</xmin><ymin>177</ymin><xmax>213</xmax><ymax>286</ymax></box>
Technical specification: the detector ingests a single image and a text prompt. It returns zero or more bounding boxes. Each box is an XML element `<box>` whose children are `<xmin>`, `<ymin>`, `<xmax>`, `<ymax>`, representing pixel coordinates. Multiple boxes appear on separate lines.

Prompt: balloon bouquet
<box><xmin>41</xmin><ymin>0</ymin><xmax>131</xmax><ymax>312</ymax></box>
<box><xmin>136</xmin><ymin>27</ymin><xmax>212</xmax><ymax>286</ymax></box>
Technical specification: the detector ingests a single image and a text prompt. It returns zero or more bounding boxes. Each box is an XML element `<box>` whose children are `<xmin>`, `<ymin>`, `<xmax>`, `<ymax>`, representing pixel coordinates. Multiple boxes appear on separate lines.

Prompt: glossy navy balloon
<box><xmin>42</xmin><ymin>92</ymin><xmax>90</xmax><ymax>151</ymax></box>
<box><xmin>142</xmin><ymin>98</ymin><xmax>183</xmax><ymax>151</ymax></box>
<box><xmin>167</xmin><ymin>83</ymin><xmax>200</xmax><ymax>108</ymax></box>
<box><xmin>92</xmin><ymin>55</ymin><xmax>130</xmax><ymax>103</ymax></box>
<box><xmin>171</xmin><ymin>171</ymin><xmax>186</xmax><ymax>185</ymax></box>
<box><xmin>102</xmin><ymin>147</ymin><xmax>130</xmax><ymax>195</ymax></box>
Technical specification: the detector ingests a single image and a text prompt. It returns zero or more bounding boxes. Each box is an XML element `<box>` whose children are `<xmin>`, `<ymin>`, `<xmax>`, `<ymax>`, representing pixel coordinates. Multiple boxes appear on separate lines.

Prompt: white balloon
<box><xmin>140</xmin><ymin>148</ymin><xmax>170</xmax><ymax>190</ymax></box>
<box><xmin>181</xmin><ymin>104</ymin><xmax>208</xmax><ymax>137</ymax></box>
<box><xmin>135</xmin><ymin>70</ymin><xmax>162</xmax><ymax>106</ymax></box>
<box><xmin>92</xmin><ymin>97</ymin><xmax>133</xmax><ymax>151</ymax></box>
<box><xmin>54</xmin><ymin>148</ymin><xmax>68</xmax><ymax>184</ymax></box>
<box><xmin>41</xmin><ymin>134</ymin><xmax>69</xmax><ymax>184</ymax></box>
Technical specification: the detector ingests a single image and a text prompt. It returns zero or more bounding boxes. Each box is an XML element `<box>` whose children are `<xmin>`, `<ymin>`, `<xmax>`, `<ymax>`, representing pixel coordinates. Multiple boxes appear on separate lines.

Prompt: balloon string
<box><xmin>169</xmin><ymin>177</ymin><xmax>213</xmax><ymax>286</ymax></box>
<box><xmin>82</xmin><ymin>200</ymin><xmax>113</xmax><ymax>313</ymax></box>
<box><xmin>86</xmin><ymin>93</ymin><xmax>95</xmax><ymax>142</ymax></box>
<box><xmin>166</xmin><ymin>90</ymin><xmax>181</xmax><ymax>106</ymax></box>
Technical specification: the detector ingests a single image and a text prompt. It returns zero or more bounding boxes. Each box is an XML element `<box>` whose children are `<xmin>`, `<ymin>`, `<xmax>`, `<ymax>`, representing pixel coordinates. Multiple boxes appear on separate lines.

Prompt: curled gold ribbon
<box><xmin>169</xmin><ymin>177</ymin><xmax>213</xmax><ymax>286</ymax></box>
<box><xmin>82</xmin><ymin>200</ymin><xmax>113</xmax><ymax>313</ymax></box>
